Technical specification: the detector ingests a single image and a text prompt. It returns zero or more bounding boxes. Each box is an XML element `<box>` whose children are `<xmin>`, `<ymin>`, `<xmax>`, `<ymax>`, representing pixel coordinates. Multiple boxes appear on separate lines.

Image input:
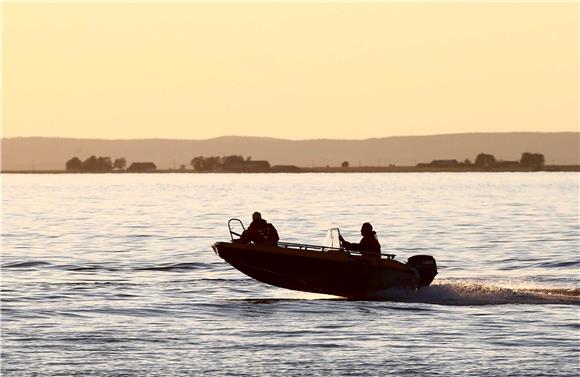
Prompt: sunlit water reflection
<box><xmin>2</xmin><ymin>173</ymin><xmax>579</xmax><ymax>376</ymax></box>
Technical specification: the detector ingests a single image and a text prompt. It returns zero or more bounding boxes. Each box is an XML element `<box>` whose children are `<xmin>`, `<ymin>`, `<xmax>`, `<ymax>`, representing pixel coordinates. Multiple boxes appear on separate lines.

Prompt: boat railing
<box><xmin>277</xmin><ymin>241</ymin><xmax>342</xmax><ymax>253</ymax></box>
<box><xmin>278</xmin><ymin>242</ymin><xmax>396</xmax><ymax>259</ymax></box>
<box><xmin>228</xmin><ymin>218</ymin><xmax>246</xmax><ymax>241</ymax></box>
<box><xmin>227</xmin><ymin>218</ymin><xmax>396</xmax><ymax>259</ymax></box>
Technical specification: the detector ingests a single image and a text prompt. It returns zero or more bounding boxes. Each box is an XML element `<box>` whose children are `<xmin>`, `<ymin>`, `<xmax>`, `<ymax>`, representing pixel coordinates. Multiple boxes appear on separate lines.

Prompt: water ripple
<box><xmin>2</xmin><ymin>173</ymin><xmax>579</xmax><ymax>377</ymax></box>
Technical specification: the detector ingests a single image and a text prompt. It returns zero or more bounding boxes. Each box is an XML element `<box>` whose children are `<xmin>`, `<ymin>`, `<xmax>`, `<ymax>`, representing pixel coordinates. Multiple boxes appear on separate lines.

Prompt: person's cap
<box><xmin>252</xmin><ymin>212</ymin><xmax>262</xmax><ymax>220</ymax></box>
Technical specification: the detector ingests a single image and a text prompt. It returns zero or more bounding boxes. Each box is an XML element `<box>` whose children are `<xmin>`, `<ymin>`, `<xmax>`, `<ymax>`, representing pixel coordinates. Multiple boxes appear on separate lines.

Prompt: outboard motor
<box><xmin>407</xmin><ymin>255</ymin><xmax>438</xmax><ymax>287</ymax></box>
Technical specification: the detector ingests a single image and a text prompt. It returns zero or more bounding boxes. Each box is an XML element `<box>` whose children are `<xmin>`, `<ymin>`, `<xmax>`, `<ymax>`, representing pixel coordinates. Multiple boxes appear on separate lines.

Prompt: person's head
<box><xmin>361</xmin><ymin>222</ymin><xmax>373</xmax><ymax>236</ymax></box>
<box><xmin>252</xmin><ymin>212</ymin><xmax>262</xmax><ymax>222</ymax></box>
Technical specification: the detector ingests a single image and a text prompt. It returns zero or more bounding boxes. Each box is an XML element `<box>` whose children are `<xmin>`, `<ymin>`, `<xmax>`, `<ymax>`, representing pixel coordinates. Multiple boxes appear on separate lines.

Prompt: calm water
<box><xmin>2</xmin><ymin>173</ymin><xmax>579</xmax><ymax>376</ymax></box>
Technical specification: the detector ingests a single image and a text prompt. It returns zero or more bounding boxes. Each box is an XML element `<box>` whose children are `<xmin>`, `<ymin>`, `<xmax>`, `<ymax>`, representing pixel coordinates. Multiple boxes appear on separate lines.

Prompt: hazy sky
<box><xmin>3</xmin><ymin>2</ymin><xmax>578</xmax><ymax>140</ymax></box>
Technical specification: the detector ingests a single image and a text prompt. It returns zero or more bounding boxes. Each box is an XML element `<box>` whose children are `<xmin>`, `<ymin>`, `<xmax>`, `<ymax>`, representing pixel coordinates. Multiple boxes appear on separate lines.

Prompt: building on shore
<box><xmin>496</xmin><ymin>160</ymin><xmax>520</xmax><ymax>168</ymax></box>
<box><xmin>416</xmin><ymin>159</ymin><xmax>459</xmax><ymax>168</ymax></box>
<box><xmin>270</xmin><ymin>165</ymin><xmax>302</xmax><ymax>173</ymax></box>
<box><xmin>127</xmin><ymin>162</ymin><xmax>157</xmax><ymax>171</ymax></box>
<box><xmin>222</xmin><ymin>160</ymin><xmax>271</xmax><ymax>172</ymax></box>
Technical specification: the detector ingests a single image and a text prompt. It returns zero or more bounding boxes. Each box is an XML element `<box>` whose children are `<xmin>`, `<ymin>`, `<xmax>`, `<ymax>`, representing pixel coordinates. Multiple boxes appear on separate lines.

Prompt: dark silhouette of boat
<box><xmin>212</xmin><ymin>219</ymin><xmax>437</xmax><ymax>297</ymax></box>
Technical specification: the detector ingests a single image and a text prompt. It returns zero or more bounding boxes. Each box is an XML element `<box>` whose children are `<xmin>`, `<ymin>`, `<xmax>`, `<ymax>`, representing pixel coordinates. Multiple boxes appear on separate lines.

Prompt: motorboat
<box><xmin>212</xmin><ymin>219</ymin><xmax>437</xmax><ymax>298</ymax></box>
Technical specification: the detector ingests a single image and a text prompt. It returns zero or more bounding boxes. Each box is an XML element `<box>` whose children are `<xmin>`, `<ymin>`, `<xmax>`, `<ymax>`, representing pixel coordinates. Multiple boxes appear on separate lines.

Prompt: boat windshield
<box><xmin>322</xmin><ymin>228</ymin><xmax>341</xmax><ymax>249</ymax></box>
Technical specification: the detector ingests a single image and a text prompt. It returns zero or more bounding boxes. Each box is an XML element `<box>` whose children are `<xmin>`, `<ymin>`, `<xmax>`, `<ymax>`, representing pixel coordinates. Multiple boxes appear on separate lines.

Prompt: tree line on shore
<box><xmin>189</xmin><ymin>155</ymin><xmax>271</xmax><ymax>172</ymax></box>
<box><xmin>188</xmin><ymin>152</ymin><xmax>547</xmax><ymax>171</ymax></box>
<box><xmin>65</xmin><ymin>152</ymin><xmax>547</xmax><ymax>172</ymax></box>
<box><xmin>472</xmin><ymin>152</ymin><xmax>545</xmax><ymax>168</ymax></box>
<box><xmin>65</xmin><ymin>154</ymin><xmax>265</xmax><ymax>172</ymax></box>
<box><xmin>66</xmin><ymin>156</ymin><xmax>126</xmax><ymax>171</ymax></box>
<box><xmin>417</xmin><ymin>152</ymin><xmax>545</xmax><ymax>169</ymax></box>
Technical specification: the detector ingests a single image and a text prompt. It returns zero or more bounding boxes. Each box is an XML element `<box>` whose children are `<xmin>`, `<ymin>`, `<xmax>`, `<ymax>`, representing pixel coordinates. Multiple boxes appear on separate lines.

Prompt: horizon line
<box><xmin>2</xmin><ymin>131</ymin><xmax>578</xmax><ymax>142</ymax></box>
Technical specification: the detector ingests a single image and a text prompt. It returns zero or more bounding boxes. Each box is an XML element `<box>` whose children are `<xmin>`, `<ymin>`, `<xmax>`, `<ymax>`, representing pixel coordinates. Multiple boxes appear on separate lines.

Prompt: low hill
<box><xmin>2</xmin><ymin>132</ymin><xmax>578</xmax><ymax>171</ymax></box>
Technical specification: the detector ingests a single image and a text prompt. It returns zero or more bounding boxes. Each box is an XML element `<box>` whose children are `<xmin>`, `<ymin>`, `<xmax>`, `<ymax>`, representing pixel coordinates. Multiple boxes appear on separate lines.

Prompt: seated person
<box><xmin>239</xmin><ymin>212</ymin><xmax>279</xmax><ymax>245</ymax></box>
<box><xmin>339</xmin><ymin>222</ymin><xmax>381</xmax><ymax>258</ymax></box>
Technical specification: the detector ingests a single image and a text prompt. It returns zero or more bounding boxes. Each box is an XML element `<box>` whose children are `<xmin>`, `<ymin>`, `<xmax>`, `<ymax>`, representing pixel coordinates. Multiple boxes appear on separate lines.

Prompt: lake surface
<box><xmin>2</xmin><ymin>173</ymin><xmax>579</xmax><ymax>376</ymax></box>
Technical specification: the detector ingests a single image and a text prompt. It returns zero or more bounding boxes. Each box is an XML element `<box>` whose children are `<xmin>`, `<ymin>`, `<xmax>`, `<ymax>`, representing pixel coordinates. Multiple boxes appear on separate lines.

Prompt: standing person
<box><xmin>339</xmin><ymin>222</ymin><xmax>381</xmax><ymax>258</ymax></box>
<box><xmin>240</xmin><ymin>212</ymin><xmax>279</xmax><ymax>245</ymax></box>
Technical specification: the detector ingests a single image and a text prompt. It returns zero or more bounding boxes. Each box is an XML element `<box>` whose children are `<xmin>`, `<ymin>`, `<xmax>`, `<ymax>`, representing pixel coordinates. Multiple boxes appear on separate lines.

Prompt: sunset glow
<box><xmin>3</xmin><ymin>2</ymin><xmax>578</xmax><ymax>139</ymax></box>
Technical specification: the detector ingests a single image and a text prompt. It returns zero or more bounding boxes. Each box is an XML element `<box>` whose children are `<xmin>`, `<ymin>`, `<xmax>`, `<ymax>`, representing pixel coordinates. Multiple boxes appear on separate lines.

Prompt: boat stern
<box><xmin>407</xmin><ymin>255</ymin><xmax>438</xmax><ymax>287</ymax></box>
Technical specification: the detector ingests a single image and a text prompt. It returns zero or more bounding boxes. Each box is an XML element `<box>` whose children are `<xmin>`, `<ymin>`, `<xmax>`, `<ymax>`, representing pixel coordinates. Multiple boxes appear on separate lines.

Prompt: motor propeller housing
<box><xmin>407</xmin><ymin>255</ymin><xmax>438</xmax><ymax>287</ymax></box>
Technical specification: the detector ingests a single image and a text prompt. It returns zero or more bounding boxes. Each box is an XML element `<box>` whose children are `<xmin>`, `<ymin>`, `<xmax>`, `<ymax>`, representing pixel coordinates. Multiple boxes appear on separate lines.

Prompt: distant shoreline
<box><xmin>3</xmin><ymin>133</ymin><xmax>579</xmax><ymax>171</ymax></box>
<box><xmin>3</xmin><ymin>165</ymin><xmax>579</xmax><ymax>174</ymax></box>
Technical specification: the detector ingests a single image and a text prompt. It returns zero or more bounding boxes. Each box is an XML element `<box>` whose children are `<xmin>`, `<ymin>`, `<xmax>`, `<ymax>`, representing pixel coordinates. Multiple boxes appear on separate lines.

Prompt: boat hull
<box><xmin>212</xmin><ymin>242</ymin><xmax>422</xmax><ymax>297</ymax></box>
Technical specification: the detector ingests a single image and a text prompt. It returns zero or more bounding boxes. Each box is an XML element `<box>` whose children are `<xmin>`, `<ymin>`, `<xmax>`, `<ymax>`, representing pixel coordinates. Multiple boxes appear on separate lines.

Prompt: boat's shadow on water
<box><xmin>231</xmin><ymin>281</ymin><xmax>580</xmax><ymax>306</ymax></box>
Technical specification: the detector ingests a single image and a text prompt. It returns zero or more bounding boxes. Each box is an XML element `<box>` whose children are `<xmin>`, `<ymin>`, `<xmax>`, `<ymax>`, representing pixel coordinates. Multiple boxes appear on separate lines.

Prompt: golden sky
<box><xmin>2</xmin><ymin>2</ymin><xmax>578</xmax><ymax>139</ymax></box>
